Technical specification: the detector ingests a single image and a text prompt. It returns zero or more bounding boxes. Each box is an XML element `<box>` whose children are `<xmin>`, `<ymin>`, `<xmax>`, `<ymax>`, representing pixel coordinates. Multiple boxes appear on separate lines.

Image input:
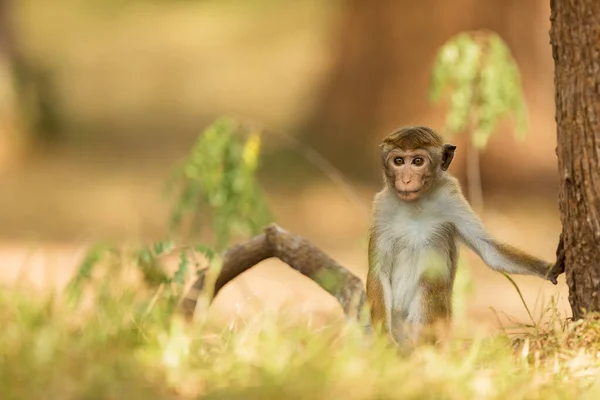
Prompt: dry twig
<box><xmin>182</xmin><ymin>224</ymin><xmax>367</xmax><ymax>323</ymax></box>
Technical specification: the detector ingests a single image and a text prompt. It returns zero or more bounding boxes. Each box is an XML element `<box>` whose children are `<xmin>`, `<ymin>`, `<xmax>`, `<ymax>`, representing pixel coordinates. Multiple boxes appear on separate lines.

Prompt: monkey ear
<box><xmin>441</xmin><ymin>144</ymin><xmax>456</xmax><ymax>171</ymax></box>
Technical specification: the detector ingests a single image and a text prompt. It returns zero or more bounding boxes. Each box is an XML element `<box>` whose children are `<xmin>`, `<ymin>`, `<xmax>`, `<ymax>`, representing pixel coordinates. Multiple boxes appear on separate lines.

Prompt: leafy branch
<box><xmin>67</xmin><ymin>117</ymin><xmax>273</xmax><ymax>315</ymax></box>
<box><xmin>429</xmin><ymin>30</ymin><xmax>528</xmax><ymax>211</ymax></box>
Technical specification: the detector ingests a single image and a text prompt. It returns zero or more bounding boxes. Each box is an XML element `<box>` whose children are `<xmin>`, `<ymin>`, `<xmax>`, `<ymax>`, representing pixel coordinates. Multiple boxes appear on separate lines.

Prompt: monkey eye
<box><xmin>413</xmin><ymin>157</ymin><xmax>424</xmax><ymax>166</ymax></box>
<box><xmin>393</xmin><ymin>157</ymin><xmax>404</xmax><ymax>166</ymax></box>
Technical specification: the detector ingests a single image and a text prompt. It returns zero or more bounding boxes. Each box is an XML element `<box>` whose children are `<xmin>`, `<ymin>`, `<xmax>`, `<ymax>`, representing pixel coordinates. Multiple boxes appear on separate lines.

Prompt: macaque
<box><xmin>366</xmin><ymin>126</ymin><xmax>562</xmax><ymax>345</ymax></box>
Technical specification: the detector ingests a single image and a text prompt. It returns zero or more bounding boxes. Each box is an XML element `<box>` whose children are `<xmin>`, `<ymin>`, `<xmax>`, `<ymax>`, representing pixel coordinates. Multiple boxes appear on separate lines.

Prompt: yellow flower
<box><xmin>242</xmin><ymin>132</ymin><xmax>261</xmax><ymax>171</ymax></box>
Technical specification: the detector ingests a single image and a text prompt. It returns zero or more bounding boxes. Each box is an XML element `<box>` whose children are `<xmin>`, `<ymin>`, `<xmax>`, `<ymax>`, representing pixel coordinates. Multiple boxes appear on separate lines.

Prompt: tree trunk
<box><xmin>0</xmin><ymin>0</ymin><xmax>25</xmax><ymax>171</ymax></box>
<box><xmin>0</xmin><ymin>0</ymin><xmax>60</xmax><ymax>169</ymax></box>
<box><xmin>550</xmin><ymin>0</ymin><xmax>600</xmax><ymax>319</ymax></box>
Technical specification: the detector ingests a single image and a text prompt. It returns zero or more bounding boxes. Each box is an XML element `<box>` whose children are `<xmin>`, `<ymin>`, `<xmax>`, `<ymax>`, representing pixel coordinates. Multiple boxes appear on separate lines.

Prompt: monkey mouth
<box><xmin>398</xmin><ymin>189</ymin><xmax>421</xmax><ymax>195</ymax></box>
<box><xmin>396</xmin><ymin>189</ymin><xmax>422</xmax><ymax>201</ymax></box>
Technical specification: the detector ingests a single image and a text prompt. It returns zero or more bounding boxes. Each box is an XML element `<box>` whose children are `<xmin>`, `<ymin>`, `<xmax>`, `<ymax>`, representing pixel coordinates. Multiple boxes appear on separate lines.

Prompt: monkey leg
<box><xmin>390</xmin><ymin>308</ymin><xmax>411</xmax><ymax>345</ymax></box>
<box><xmin>390</xmin><ymin>278</ymin><xmax>453</xmax><ymax>347</ymax></box>
<box><xmin>418</xmin><ymin>278</ymin><xmax>452</xmax><ymax>344</ymax></box>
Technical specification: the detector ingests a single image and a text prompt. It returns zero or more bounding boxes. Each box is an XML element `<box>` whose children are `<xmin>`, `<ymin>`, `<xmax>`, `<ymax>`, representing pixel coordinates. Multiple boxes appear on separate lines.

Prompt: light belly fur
<box><xmin>373</xmin><ymin>188</ymin><xmax>458</xmax><ymax>333</ymax></box>
<box><xmin>385</xmin><ymin>245</ymin><xmax>451</xmax><ymax>323</ymax></box>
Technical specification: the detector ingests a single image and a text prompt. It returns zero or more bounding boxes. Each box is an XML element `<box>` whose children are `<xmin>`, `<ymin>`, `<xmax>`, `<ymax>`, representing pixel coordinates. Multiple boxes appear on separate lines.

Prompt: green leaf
<box><xmin>428</xmin><ymin>31</ymin><xmax>529</xmax><ymax>147</ymax></box>
<box><xmin>153</xmin><ymin>240</ymin><xmax>175</xmax><ymax>257</ymax></box>
<box><xmin>173</xmin><ymin>251</ymin><xmax>189</xmax><ymax>285</ymax></box>
<box><xmin>164</xmin><ymin>117</ymin><xmax>273</xmax><ymax>250</ymax></box>
<box><xmin>137</xmin><ymin>247</ymin><xmax>169</xmax><ymax>287</ymax></box>
<box><xmin>65</xmin><ymin>242</ymin><xmax>113</xmax><ymax>305</ymax></box>
<box><xmin>194</xmin><ymin>244</ymin><xmax>215</xmax><ymax>261</ymax></box>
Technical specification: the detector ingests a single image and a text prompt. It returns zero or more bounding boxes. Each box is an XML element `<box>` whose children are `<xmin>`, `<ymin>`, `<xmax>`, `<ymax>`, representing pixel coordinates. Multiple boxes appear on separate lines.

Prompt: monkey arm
<box><xmin>451</xmin><ymin>198</ymin><xmax>554</xmax><ymax>281</ymax></box>
<box><xmin>366</xmin><ymin>232</ymin><xmax>391</xmax><ymax>334</ymax></box>
<box><xmin>366</xmin><ymin>272</ymin><xmax>388</xmax><ymax>334</ymax></box>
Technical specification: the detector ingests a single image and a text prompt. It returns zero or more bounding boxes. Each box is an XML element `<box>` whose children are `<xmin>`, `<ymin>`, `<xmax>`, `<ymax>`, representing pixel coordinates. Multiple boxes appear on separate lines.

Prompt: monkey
<box><xmin>366</xmin><ymin>126</ymin><xmax>563</xmax><ymax>346</ymax></box>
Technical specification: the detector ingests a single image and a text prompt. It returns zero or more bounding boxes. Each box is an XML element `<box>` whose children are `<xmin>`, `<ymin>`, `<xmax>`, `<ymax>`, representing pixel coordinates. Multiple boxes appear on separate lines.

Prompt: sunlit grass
<box><xmin>2</xmin><ymin>257</ymin><xmax>600</xmax><ymax>400</ymax></box>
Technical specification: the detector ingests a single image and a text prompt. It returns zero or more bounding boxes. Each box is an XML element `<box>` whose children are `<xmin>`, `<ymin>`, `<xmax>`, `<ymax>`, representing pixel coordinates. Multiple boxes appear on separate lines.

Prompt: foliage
<box><xmin>67</xmin><ymin>117</ymin><xmax>272</xmax><ymax>313</ymax></box>
<box><xmin>429</xmin><ymin>31</ymin><xmax>528</xmax><ymax>149</ymax></box>
<box><xmin>4</xmin><ymin>266</ymin><xmax>600</xmax><ymax>399</ymax></box>
<box><xmin>0</xmin><ymin>286</ymin><xmax>178</xmax><ymax>400</ymax></box>
<box><xmin>165</xmin><ymin>117</ymin><xmax>272</xmax><ymax>250</ymax></box>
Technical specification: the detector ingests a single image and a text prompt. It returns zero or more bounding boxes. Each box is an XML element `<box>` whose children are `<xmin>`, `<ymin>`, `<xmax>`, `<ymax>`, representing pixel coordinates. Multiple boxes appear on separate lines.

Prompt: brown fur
<box><xmin>366</xmin><ymin>228</ymin><xmax>390</xmax><ymax>336</ymax></box>
<box><xmin>366</xmin><ymin>271</ymin><xmax>387</xmax><ymax>334</ymax></box>
<box><xmin>419</xmin><ymin>222</ymin><xmax>457</xmax><ymax>338</ymax></box>
<box><xmin>382</xmin><ymin>126</ymin><xmax>444</xmax><ymax>151</ymax></box>
<box><xmin>495</xmin><ymin>242</ymin><xmax>554</xmax><ymax>277</ymax></box>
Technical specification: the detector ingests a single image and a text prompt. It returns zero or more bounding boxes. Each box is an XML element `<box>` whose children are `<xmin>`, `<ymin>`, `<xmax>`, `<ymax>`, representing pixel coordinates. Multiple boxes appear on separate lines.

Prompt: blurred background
<box><xmin>0</xmin><ymin>0</ymin><xmax>566</xmax><ymax>331</ymax></box>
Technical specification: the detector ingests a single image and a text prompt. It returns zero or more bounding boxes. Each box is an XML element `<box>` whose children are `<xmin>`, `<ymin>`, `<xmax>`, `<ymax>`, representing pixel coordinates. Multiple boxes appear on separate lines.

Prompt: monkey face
<box><xmin>385</xmin><ymin>148</ymin><xmax>435</xmax><ymax>202</ymax></box>
<box><xmin>380</xmin><ymin>126</ymin><xmax>456</xmax><ymax>202</ymax></box>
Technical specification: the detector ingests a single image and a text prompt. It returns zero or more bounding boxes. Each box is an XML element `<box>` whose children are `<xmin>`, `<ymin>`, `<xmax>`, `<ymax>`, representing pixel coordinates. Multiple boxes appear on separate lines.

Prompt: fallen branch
<box><xmin>182</xmin><ymin>223</ymin><xmax>368</xmax><ymax>323</ymax></box>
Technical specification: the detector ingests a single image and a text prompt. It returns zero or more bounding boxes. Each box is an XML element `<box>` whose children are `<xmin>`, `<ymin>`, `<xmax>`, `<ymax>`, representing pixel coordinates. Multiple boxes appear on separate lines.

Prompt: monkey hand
<box><xmin>547</xmin><ymin>261</ymin><xmax>564</xmax><ymax>285</ymax></box>
<box><xmin>546</xmin><ymin>233</ymin><xmax>566</xmax><ymax>285</ymax></box>
<box><xmin>546</xmin><ymin>240</ymin><xmax>566</xmax><ymax>285</ymax></box>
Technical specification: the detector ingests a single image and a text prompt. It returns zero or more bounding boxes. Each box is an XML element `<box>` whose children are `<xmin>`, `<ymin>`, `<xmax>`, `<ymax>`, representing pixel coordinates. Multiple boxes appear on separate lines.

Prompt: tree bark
<box><xmin>550</xmin><ymin>0</ymin><xmax>600</xmax><ymax>319</ymax></box>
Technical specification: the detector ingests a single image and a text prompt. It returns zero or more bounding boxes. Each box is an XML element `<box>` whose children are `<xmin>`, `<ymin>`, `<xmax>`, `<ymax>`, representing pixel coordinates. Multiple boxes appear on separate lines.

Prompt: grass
<box><xmin>2</xmin><ymin>254</ymin><xmax>600</xmax><ymax>400</ymax></box>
